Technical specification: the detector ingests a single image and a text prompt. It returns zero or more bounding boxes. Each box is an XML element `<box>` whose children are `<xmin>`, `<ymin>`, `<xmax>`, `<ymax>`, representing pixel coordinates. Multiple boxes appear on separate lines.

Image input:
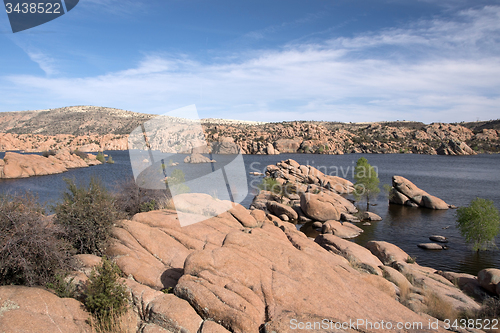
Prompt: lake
<box><xmin>1</xmin><ymin>150</ymin><xmax>499</xmax><ymax>276</ymax></box>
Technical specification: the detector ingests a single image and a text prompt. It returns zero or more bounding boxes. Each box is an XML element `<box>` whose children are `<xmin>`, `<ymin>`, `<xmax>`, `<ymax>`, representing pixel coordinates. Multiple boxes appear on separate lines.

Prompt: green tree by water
<box><xmin>456</xmin><ymin>198</ymin><xmax>500</xmax><ymax>251</ymax></box>
<box><xmin>96</xmin><ymin>152</ymin><xmax>105</xmax><ymax>163</ymax></box>
<box><xmin>353</xmin><ymin>157</ymin><xmax>380</xmax><ymax>210</ymax></box>
<box><xmin>166</xmin><ymin>169</ymin><xmax>190</xmax><ymax>194</ymax></box>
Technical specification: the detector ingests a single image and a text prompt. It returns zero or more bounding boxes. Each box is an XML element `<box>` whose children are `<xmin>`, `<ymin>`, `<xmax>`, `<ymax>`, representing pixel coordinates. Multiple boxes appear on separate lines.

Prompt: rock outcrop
<box><xmin>265</xmin><ymin>159</ymin><xmax>355</xmax><ymax>194</ymax></box>
<box><xmin>210</xmin><ymin>137</ymin><xmax>240</xmax><ymax>154</ymax></box>
<box><xmin>477</xmin><ymin>268</ymin><xmax>500</xmax><ymax>295</ymax></box>
<box><xmin>107</xmin><ymin>194</ymin><xmax>474</xmax><ymax>332</ymax></box>
<box><xmin>183</xmin><ymin>153</ymin><xmax>216</xmax><ymax>163</ymax></box>
<box><xmin>2</xmin><ymin>193</ymin><xmax>490</xmax><ymax>333</ymax></box>
<box><xmin>389</xmin><ymin>176</ymin><xmax>450</xmax><ymax>209</ymax></box>
<box><xmin>249</xmin><ymin>159</ymin><xmax>360</xmax><ymax>232</ymax></box>
<box><xmin>1</xmin><ymin>107</ymin><xmax>499</xmax><ymax>154</ymax></box>
<box><xmin>0</xmin><ymin>150</ymin><xmax>102</xmax><ymax>179</ymax></box>
<box><xmin>437</xmin><ymin>139</ymin><xmax>477</xmax><ymax>156</ymax></box>
<box><xmin>0</xmin><ymin>285</ymin><xmax>91</xmax><ymax>332</ymax></box>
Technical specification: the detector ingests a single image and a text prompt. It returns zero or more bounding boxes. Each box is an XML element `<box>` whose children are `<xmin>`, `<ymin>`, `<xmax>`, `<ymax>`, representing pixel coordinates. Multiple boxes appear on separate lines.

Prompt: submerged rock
<box><xmin>429</xmin><ymin>235</ymin><xmax>448</xmax><ymax>243</ymax></box>
<box><xmin>361</xmin><ymin>211</ymin><xmax>382</xmax><ymax>221</ymax></box>
<box><xmin>417</xmin><ymin>243</ymin><xmax>447</xmax><ymax>250</ymax></box>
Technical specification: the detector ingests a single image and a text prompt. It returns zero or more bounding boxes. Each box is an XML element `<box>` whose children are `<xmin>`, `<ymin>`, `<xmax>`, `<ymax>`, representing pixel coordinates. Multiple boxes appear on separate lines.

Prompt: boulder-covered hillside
<box><xmin>0</xmin><ymin>106</ymin><xmax>499</xmax><ymax>154</ymax></box>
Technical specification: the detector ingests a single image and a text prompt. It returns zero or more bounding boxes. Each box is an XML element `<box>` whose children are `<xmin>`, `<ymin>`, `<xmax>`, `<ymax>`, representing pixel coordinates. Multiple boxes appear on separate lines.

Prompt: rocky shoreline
<box><xmin>2</xmin><ymin>193</ymin><xmax>499</xmax><ymax>332</ymax></box>
<box><xmin>0</xmin><ymin>150</ymin><xmax>102</xmax><ymax>179</ymax></box>
<box><xmin>0</xmin><ymin>118</ymin><xmax>499</xmax><ymax>155</ymax></box>
<box><xmin>1</xmin><ymin>159</ymin><xmax>500</xmax><ymax>332</ymax></box>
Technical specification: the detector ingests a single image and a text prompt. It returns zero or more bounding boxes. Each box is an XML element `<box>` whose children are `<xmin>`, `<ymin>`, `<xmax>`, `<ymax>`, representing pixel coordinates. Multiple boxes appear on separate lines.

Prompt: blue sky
<box><xmin>1</xmin><ymin>0</ymin><xmax>499</xmax><ymax>123</ymax></box>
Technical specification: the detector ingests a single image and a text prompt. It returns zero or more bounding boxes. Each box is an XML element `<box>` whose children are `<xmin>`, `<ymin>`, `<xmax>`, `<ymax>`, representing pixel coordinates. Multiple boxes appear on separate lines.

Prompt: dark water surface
<box><xmin>1</xmin><ymin>151</ymin><xmax>499</xmax><ymax>275</ymax></box>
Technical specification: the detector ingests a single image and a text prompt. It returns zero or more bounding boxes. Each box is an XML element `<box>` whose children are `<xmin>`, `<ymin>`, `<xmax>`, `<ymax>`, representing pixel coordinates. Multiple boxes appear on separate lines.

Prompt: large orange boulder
<box><xmin>174</xmin><ymin>226</ymin><xmax>435</xmax><ymax>333</ymax></box>
<box><xmin>366</xmin><ymin>240</ymin><xmax>410</xmax><ymax>265</ymax></box>
<box><xmin>477</xmin><ymin>268</ymin><xmax>500</xmax><ymax>294</ymax></box>
<box><xmin>0</xmin><ymin>285</ymin><xmax>90</xmax><ymax>333</ymax></box>
<box><xmin>390</xmin><ymin>176</ymin><xmax>449</xmax><ymax>210</ymax></box>
<box><xmin>299</xmin><ymin>192</ymin><xmax>356</xmax><ymax>221</ymax></box>
<box><xmin>316</xmin><ymin>234</ymin><xmax>383</xmax><ymax>275</ymax></box>
<box><xmin>106</xmin><ymin>198</ymin><xmax>475</xmax><ymax>333</ymax></box>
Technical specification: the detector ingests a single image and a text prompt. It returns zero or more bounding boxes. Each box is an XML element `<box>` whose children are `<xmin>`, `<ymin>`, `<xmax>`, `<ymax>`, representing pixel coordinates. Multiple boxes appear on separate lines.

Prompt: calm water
<box><xmin>1</xmin><ymin>151</ymin><xmax>499</xmax><ymax>275</ymax></box>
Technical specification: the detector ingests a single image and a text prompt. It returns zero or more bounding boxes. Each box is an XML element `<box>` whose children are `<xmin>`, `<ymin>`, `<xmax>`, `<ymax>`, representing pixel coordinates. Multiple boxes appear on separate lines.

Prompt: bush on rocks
<box><xmin>96</xmin><ymin>152</ymin><xmax>105</xmax><ymax>163</ymax></box>
<box><xmin>71</xmin><ymin>149</ymin><xmax>88</xmax><ymax>159</ymax></box>
<box><xmin>0</xmin><ymin>192</ymin><xmax>72</xmax><ymax>286</ymax></box>
<box><xmin>84</xmin><ymin>257</ymin><xmax>129</xmax><ymax>331</ymax></box>
<box><xmin>113</xmin><ymin>177</ymin><xmax>171</xmax><ymax>216</ymax></box>
<box><xmin>41</xmin><ymin>150</ymin><xmax>57</xmax><ymax>157</ymax></box>
<box><xmin>54</xmin><ymin>177</ymin><xmax>118</xmax><ymax>256</ymax></box>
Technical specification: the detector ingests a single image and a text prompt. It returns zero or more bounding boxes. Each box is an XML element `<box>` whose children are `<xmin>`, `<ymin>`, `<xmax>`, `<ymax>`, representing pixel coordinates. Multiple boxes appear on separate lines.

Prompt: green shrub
<box><xmin>0</xmin><ymin>192</ymin><xmax>72</xmax><ymax>286</ymax></box>
<box><xmin>113</xmin><ymin>177</ymin><xmax>171</xmax><ymax>217</ymax></box>
<box><xmin>54</xmin><ymin>177</ymin><xmax>118</xmax><ymax>256</ymax></box>
<box><xmin>96</xmin><ymin>152</ymin><xmax>105</xmax><ymax>163</ymax></box>
<box><xmin>354</xmin><ymin>157</ymin><xmax>380</xmax><ymax>210</ymax></box>
<box><xmin>456</xmin><ymin>198</ymin><xmax>500</xmax><ymax>251</ymax></box>
<box><xmin>71</xmin><ymin>149</ymin><xmax>88</xmax><ymax>159</ymax></box>
<box><xmin>257</xmin><ymin>177</ymin><xmax>282</xmax><ymax>195</ymax></box>
<box><xmin>139</xmin><ymin>199</ymin><xmax>156</xmax><ymax>213</ymax></box>
<box><xmin>84</xmin><ymin>257</ymin><xmax>128</xmax><ymax>330</ymax></box>
<box><xmin>42</xmin><ymin>150</ymin><xmax>56</xmax><ymax>158</ymax></box>
<box><xmin>161</xmin><ymin>287</ymin><xmax>173</xmax><ymax>294</ymax></box>
<box><xmin>406</xmin><ymin>255</ymin><xmax>416</xmax><ymax>264</ymax></box>
<box><xmin>46</xmin><ymin>273</ymin><xmax>77</xmax><ymax>298</ymax></box>
<box><xmin>106</xmin><ymin>155</ymin><xmax>114</xmax><ymax>164</ymax></box>
<box><xmin>166</xmin><ymin>169</ymin><xmax>190</xmax><ymax>194</ymax></box>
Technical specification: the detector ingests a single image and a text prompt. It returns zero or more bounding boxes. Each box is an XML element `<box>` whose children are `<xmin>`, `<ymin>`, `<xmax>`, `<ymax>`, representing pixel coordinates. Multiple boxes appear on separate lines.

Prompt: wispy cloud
<box><xmin>2</xmin><ymin>5</ymin><xmax>500</xmax><ymax>123</ymax></box>
<box><xmin>25</xmin><ymin>50</ymin><xmax>59</xmax><ymax>76</ymax></box>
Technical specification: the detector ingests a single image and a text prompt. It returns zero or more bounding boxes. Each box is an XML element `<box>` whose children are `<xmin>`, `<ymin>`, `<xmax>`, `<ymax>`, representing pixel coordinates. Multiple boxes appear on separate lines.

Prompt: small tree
<box><xmin>84</xmin><ymin>257</ymin><xmax>128</xmax><ymax>330</ymax></box>
<box><xmin>258</xmin><ymin>178</ymin><xmax>283</xmax><ymax>195</ymax></box>
<box><xmin>456</xmin><ymin>198</ymin><xmax>500</xmax><ymax>251</ymax></box>
<box><xmin>96</xmin><ymin>152</ymin><xmax>105</xmax><ymax>163</ymax></box>
<box><xmin>55</xmin><ymin>177</ymin><xmax>118</xmax><ymax>255</ymax></box>
<box><xmin>167</xmin><ymin>169</ymin><xmax>190</xmax><ymax>194</ymax></box>
<box><xmin>106</xmin><ymin>155</ymin><xmax>114</xmax><ymax>164</ymax></box>
<box><xmin>353</xmin><ymin>157</ymin><xmax>380</xmax><ymax>210</ymax></box>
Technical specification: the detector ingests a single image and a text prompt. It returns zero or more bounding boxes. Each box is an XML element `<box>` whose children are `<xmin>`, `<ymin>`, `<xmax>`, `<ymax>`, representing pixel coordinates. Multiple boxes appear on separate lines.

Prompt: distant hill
<box><xmin>460</xmin><ymin>120</ymin><xmax>500</xmax><ymax>133</ymax></box>
<box><xmin>0</xmin><ymin>106</ymin><xmax>155</xmax><ymax>136</ymax></box>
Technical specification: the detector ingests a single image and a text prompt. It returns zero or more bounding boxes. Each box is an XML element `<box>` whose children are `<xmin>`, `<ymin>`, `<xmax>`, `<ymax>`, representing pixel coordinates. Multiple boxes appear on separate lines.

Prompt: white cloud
<box><xmin>25</xmin><ymin>51</ymin><xmax>59</xmax><ymax>76</ymax></box>
<box><xmin>2</xmin><ymin>5</ymin><xmax>500</xmax><ymax>123</ymax></box>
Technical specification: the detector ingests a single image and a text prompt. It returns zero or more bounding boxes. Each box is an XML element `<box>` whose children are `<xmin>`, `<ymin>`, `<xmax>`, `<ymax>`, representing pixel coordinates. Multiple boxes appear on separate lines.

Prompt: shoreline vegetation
<box><xmin>1</xmin><ymin>158</ymin><xmax>499</xmax><ymax>332</ymax></box>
